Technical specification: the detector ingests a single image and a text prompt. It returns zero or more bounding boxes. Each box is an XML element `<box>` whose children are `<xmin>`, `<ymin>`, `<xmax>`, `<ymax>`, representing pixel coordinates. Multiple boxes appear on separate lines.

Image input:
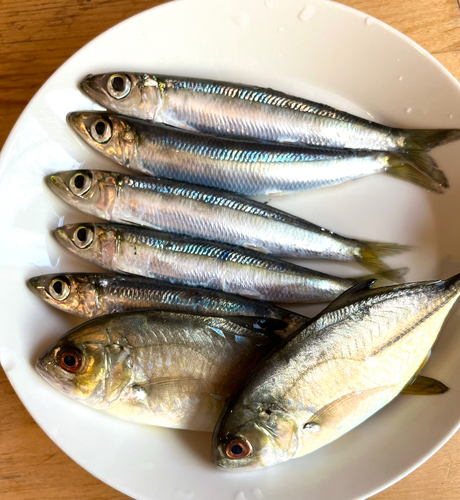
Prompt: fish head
<box><xmin>54</xmin><ymin>223</ymin><xmax>118</xmax><ymax>267</ymax></box>
<box><xmin>80</xmin><ymin>73</ymin><xmax>161</xmax><ymax>120</ymax></box>
<box><xmin>212</xmin><ymin>398</ymin><xmax>301</xmax><ymax>470</ymax></box>
<box><xmin>67</xmin><ymin>111</ymin><xmax>139</xmax><ymax>167</ymax></box>
<box><xmin>28</xmin><ymin>274</ymin><xmax>99</xmax><ymax>317</ymax></box>
<box><xmin>47</xmin><ymin>170</ymin><xmax>118</xmax><ymax>220</ymax></box>
<box><xmin>36</xmin><ymin>318</ymin><xmax>132</xmax><ymax>406</ymax></box>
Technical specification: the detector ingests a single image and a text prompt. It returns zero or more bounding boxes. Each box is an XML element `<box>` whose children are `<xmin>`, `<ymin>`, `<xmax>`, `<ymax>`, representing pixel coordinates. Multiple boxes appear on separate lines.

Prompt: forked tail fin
<box><xmin>385</xmin><ymin>154</ymin><xmax>445</xmax><ymax>193</ymax></box>
<box><xmin>391</xmin><ymin>150</ymin><xmax>449</xmax><ymax>190</ymax></box>
<box><xmin>352</xmin><ymin>267</ymin><xmax>409</xmax><ymax>287</ymax></box>
<box><xmin>355</xmin><ymin>241</ymin><xmax>412</xmax><ymax>274</ymax></box>
<box><xmin>404</xmin><ymin>128</ymin><xmax>460</xmax><ymax>151</ymax></box>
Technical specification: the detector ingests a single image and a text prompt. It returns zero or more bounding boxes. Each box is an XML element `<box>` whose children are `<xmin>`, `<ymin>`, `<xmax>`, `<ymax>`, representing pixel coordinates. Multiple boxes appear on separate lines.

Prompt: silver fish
<box><xmin>53</xmin><ymin>222</ymin><xmax>406</xmax><ymax>303</ymax></box>
<box><xmin>211</xmin><ymin>274</ymin><xmax>460</xmax><ymax>470</ymax></box>
<box><xmin>80</xmin><ymin>73</ymin><xmax>460</xmax><ymax>187</ymax></box>
<box><xmin>35</xmin><ymin>310</ymin><xmax>447</xmax><ymax>433</ymax></box>
<box><xmin>28</xmin><ymin>273</ymin><xmax>307</xmax><ymax>338</ymax></box>
<box><xmin>67</xmin><ymin>111</ymin><xmax>444</xmax><ymax>195</ymax></box>
<box><xmin>48</xmin><ymin>169</ymin><xmax>409</xmax><ymax>272</ymax></box>
<box><xmin>36</xmin><ymin>310</ymin><xmax>279</xmax><ymax>431</ymax></box>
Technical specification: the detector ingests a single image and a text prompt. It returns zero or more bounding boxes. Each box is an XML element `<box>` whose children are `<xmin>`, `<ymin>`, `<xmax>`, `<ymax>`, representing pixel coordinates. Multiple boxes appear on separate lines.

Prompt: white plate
<box><xmin>1</xmin><ymin>0</ymin><xmax>460</xmax><ymax>498</ymax></box>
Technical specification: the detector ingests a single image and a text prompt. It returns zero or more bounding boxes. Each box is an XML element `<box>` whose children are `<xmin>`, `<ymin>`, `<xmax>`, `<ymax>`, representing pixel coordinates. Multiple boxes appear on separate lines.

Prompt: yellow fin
<box><xmin>401</xmin><ymin>375</ymin><xmax>449</xmax><ymax>395</ymax></box>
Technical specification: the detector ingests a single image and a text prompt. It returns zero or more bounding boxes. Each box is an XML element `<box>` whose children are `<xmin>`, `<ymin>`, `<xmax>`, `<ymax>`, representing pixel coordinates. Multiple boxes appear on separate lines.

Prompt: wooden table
<box><xmin>1</xmin><ymin>0</ymin><xmax>460</xmax><ymax>498</ymax></box>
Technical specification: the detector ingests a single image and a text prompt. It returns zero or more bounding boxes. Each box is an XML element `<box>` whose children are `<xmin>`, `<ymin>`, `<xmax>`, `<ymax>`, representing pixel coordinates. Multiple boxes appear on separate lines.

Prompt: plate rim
<box><xmin>1</xmin><ymin>0</ymin><xmax>460</xmax><ymax>499</ymax></box>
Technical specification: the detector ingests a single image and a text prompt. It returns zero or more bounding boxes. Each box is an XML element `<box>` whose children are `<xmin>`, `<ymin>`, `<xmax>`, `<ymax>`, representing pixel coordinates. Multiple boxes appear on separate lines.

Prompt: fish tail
<box><xmin>385</xmin><ymin>154</ymin><xmax>445</xmax><ymax>193</ymax></box>
<box><xmin>356</xmin><ymin>241</ymin><xmax>412</xmax><ymax>274</ymax></box>
<box><xmin>403</xmin><ymin>128</ymin><xmax>460</xmax><ymax>151</ymax></box>
<box><xmin>391</xmin><ymin>150</ymin><xmax>449</xmax><ymax>190</ymax></box>
<box><xmin>352</xmin><ymin>267</ymin><xmax>409</xmax><ymax>286</ymax></box>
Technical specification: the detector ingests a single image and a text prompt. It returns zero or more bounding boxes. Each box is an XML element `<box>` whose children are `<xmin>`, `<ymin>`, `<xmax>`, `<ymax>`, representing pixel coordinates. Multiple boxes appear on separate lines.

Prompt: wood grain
<box><xmin>1</xmin><ymin>0</ymin><xmax>460</xmax><ymax>498</ymax></box>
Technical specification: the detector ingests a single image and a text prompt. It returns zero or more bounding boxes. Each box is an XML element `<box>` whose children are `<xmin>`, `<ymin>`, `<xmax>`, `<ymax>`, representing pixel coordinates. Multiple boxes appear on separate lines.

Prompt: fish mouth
<box><xmin>36</xmin><ymin>356</ymin><xmax>75</xmax><ymax>396</ymax></box>
<box><xmin>54</xmin><ymin>225</ymin><xmax>76</xmax><ymax>252</ymax></box>
<box><xmin>36</xmin><ymin>355</ymin><xmax>58</xmax><ymax>386</ymax></box>
<box><xmin>36</xmin><ymin>356</ymin><xmax>51</xmax><ymax>380</ymax></box>
<box><xmin>27</xmin><ymin>276</ymin><xmax>48</xmax><ymax>301</ymax></box>
<box><xmin>80</xmin><ymin>74</ymin><xmax>94</xmax><ymax>92</ymax></box>
<box><xmin>80</xmin><ymin>74</ymin><xmax>100</xmax><ymax>98</ymax></box>
<box><xmin>80</xmin><ymin>73</ymin><xmax>110</xmax><ymax>104</ymax></box>
<box><xmin>67</xmin><ymin>111</ymin><xmax>93</xmax><ymax>142</ymax></box>
<box><xmin>46</xmin><ymin>172</ymin><xmax>69</xmax><ymax>199</ymax></box>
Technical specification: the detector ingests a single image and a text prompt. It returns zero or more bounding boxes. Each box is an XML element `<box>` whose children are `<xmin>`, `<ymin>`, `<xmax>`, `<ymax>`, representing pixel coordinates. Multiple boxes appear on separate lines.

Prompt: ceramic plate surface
<box><xmin>1</xmin><ymin>0</ymin><xmax>460</xmax><ymax>499</ymax></box>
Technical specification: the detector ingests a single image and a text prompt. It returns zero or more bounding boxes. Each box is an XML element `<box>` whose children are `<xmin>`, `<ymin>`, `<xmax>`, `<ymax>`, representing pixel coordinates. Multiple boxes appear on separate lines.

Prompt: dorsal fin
<box><xmin>316</xmin><ymin>279</ymin><xmax>377</xmax><ymax>317</ymax></box>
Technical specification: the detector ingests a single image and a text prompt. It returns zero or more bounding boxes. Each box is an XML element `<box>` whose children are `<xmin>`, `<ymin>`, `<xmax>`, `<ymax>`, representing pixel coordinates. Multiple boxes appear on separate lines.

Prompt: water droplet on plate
<box><xmin>298</xmin><ymin>5</ymin><xmax>315</xmax><ymax>21</ymax></box>
<box><xmin>0</xmin><ymin>348</ymin><xmax>17</xmax><ymax>372</ymax></box>
<box><xmin>278</xmin><ymin>26</ymin><xmax>285</xmax><ymax>32</ymax></box>
<box><xmin>264</xmin><ymin>0</ymin><xmax>274</xmax><ymax>8</ymax></box>
<box><xmin>396</xmin><ymin>58</ymin><xmax>401</xmax><ymax>63</ymax></box>
<box><xmin>364</xmin><ymin>16</ymin><xmax>373</xmax><ymax>26</ymax></box>
<box><xmin>406</xmin><ymin>107</ymin><xmax>412</xmax><ymax>114</ymax></box>
<box><xmin>449</xmin><ymin>114</ymin><xmax>454</xmax><ymax>119</ymax></box>
<box><xmin>398</xmin><ymin>76</ymin><xmax>403</xmax><ymax>81</ymax></box>
<box><xmin>251</xmin><ymin>489</ymin><xmax>264</xmax><ymax>500</ymax></box>
<box><xmin>233</xmin><ymin>13</ymin><xmax>250</xmax><ymax>27</ymax></box>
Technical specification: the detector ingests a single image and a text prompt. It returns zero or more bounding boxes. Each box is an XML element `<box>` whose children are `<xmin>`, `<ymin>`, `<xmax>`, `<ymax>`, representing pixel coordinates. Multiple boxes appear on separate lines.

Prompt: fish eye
<box><xmin>225</xmin><ymin>439</ymin><xmax>252</xmax><ymax>459</ymax></box>
<box><xmin>107</xmin><ymin>73</ymin><xmax>131</xmax><ymax>99</ymax></box>
<box><xmin>58</xmin><ymin>348</ymin><xmax>83</xmax><ymax>373</ymax></box>
<box><xmin>73</xmin><ymin>225</ymin><xmax>94</xmax><ymax>249</ymax></box>
<box><xmin>48</xmin><ymin>276</ymin><xmax>71</xmax><ymax>301</ymax></box>
<box><xmin>90</xmin><ymin>118</ymin><xmax>112</xmax><ymax>143</ymax></box>
<box><xmin>69</xmin><ymin>172</ymin><xmax>92</xmax><ymax>196</ymax></box>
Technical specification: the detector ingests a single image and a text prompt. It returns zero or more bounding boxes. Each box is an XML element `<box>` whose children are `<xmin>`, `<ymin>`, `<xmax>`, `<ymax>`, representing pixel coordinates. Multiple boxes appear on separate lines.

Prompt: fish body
<box><xmin>36</xmin><ymin>307</ymin><xmax>449</xmax><ymax>433</ymax></box>
<box><xmin>212</xmin><ymin>274</ymin><xmax>460</xmax><ymax>470</ymax></box>
<box><xmin>36</xmin><ymin>310</ymin><xmax>279</xmax><ymax>431</ymax></box>
<box><xmin>67</xmin><ymin>112</ymin><xmax>444</xmax><ymax>195</ymax></box>
<box><xmin>28</xmin><ymin>273</ymin><xmax>307</xmax><ymax>338</ymax></box>
<box><xmin>53</xmin><ymin>222</ymin><xmax>405</xmax><ymax>303</ymax></box>
<box><xmin>48</xmin><ymin>169</ymin><xmax>408</xmax><ymax>270</ymax></box>
<box><xmin>80</xmin><ymin>73</ymin><xmax>460</xmax><ymax>188</ymax></box>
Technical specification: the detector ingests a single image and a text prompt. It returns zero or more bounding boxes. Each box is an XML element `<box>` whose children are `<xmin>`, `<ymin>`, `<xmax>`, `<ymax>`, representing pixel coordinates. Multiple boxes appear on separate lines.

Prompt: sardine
<box><xmin>53</xmin><ymin>222</ymin><xmax>407</xmax><ymax>303</ymax></box>
<box><xmin>28</xmin><ymin>273</ymin><xmax>307</xmax><ymax>338</ymax></box>
<box><xmin>48</xmin><ymin>169</ymin><xmax>409</xmax><ymax>272</ymax></box>
<box><xmin>212</xmin><ymin>273</ymin><xmax>460</xmax><ymax>470</ymax></box>
<box><xmin>80</xmin><ymin>73</ymin><xmax>460</xmax><ymax>187</ymax></box>
<box><xmin>35</xmin><ymin>310</ymin><xmax>279</xmax><ymax>431</ymax></box>
<box><xmin>67</xmin><ymin>111</ymin><xmax>444</xmax><ymax>195</ymax></box>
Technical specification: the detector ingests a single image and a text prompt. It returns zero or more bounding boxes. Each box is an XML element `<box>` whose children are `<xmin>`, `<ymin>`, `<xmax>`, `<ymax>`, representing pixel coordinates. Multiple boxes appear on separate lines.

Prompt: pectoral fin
<box><xmin>401</xmin><ymin>375</ymin><xmax>449</xmax><ymax>395</ymax></box>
